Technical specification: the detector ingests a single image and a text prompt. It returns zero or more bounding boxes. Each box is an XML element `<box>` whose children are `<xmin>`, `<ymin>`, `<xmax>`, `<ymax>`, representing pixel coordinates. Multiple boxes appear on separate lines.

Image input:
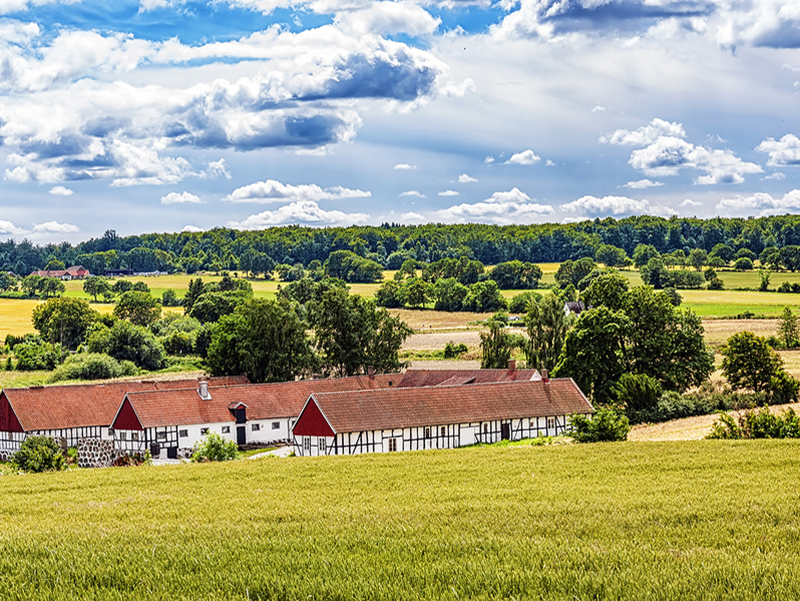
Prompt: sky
<box><xmin>1</xmin><ymin>0</ymin><xmax>800</xmax><ymax>243</ymax></box>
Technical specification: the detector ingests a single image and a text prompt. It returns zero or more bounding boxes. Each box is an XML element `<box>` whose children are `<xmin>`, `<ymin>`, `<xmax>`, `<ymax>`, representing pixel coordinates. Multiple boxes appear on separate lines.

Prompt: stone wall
<box><xmin>78</xmin><ymin>438</ymin><xmax>120</xmax><ymax>468</ymax></box>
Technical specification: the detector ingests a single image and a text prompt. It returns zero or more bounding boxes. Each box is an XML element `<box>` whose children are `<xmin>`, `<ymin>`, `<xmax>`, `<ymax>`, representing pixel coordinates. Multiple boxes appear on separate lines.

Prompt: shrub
<box><xmin>87</xmin><ymin>320</ymin><xmax>166</xmax><ymax>371</ymax></box>
<box><xmin>162</xmin><ymin>330</ymin><xmax>195</xmax><ymax>356</ymax></box>
<box><xmin>14</xmin><ymin>336</ymin><xmax>61</xmax><ymax>371</ymax></box>
<box><xmin>569</xmin><ymin>408</ymin><xmax>630</xmax><ymax>443</ymax></box>
<box><xmin>614</xmin><ymin>373</ymin><xmax>662</xmax><ymax>413</ymax></box>
<box><xmin>191</xmin><ymin>432</ymin><xmax>239</xmax><ymax>462</ymax></box>
<box><xmin>50</xmin><ymin>352</ymin><xmax>138</xmax><ymax>382</ymax></box>
<box><xmin>11</xmin><ymin>436</ymin><xmax>67</xmax><ymax>472</ymax></box>
<box><xmin>708</xmin><ymin>406</ymin><xmax>800</xmax><ymax>440</ymax></box>
<box><xmin>443</xmin><ymin>341</ymin><xmax>468</xmax><ymax>358</ymax></box>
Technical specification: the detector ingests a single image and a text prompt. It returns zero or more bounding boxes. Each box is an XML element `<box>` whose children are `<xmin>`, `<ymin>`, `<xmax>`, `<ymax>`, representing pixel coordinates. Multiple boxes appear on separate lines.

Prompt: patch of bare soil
<box><xmin>702</xmin><ymin>319</ymin><xmax>778</xmax><ymax>345</ymax></box>
<box><xmin>629</xmin><ymin>401</ymin><xmax>800</xmax><ymax>441</ymax></box>
<box><xmin>403</xmin><ymin>330</ymin><xmax>483</xmax><ymax>351</ymax></box>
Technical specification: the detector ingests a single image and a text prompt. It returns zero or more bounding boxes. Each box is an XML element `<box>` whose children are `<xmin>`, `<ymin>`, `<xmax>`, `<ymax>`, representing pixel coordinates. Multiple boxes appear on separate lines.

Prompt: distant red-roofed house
<box><xmin>28</xmin><ymin>265</ymin><xmax>91</xmax><ymax>280</ymax></box>
<box><xmin>291</xmin><ymin>379</ymin><xmax>593</xmax><ymax>457</ymax></box>
<box><xmin>0</xmin><ymin>376</ymin><xmax>248</xmax><ymax>459</ymax></box>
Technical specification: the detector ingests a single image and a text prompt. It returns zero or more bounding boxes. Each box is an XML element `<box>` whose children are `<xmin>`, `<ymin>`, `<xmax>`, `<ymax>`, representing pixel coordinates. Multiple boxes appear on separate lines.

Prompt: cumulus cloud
<box><xmin>400</xmin><ymin>190</ymin><xmax>425</xmax><ymax>197</ymax></box>
<box><xmin>438</xmin><ymin>189</ymin><xmax>459</xmax><ymax>196</ymax></box>
<box><xmin>561</xmin><ymin>195</ymin><xmax>649</xmax><ymax>216</ymax></box>
<box><xmin>756</xmin><ymin>134</ymin><xmax>800</xmax><ymax>167</ymax></box>
<box><xmin>394</xmin><ymin>163</ymin><xmax>417</xmax><ymax>170</ymax></box>
<box><xmin>228</xmin><ymin>200</ymin><xmax>370</xmax><ymax>228</ymax></box>
<box><xmin>49</xmin><ymin>186</ymin><xmax>74</xmax><ymax>196</ymax></box>
<box><xmin>505</xmin><ymin>149</ymin><xmax>541</xmax><ymax>165</ymax></box>
<box><xmin>458</xmin><ymin>173</ymin><xmax>478</xmax><ymax>183</ymax></box>
<box><xmin>624</xmin><ymin>179</ymin><xmax>664</xmax><ymax>189</ymax></box>
<box><xmin>161</xmin><ymin>191</ymin><xmax>202</xmax><ymax>204</ymax></box>
<box><xmin>0</xmin><ymin>220</ymin><xmax>27</xmax><ymax>235</ymax></box>
<box><xmin>32</xmin><ymin>221</ymin><xmax>78</xmax><ymax>233</ymax></box>
<box><xmin>601</xmin><ymin>118</ymin><xmax>686</xmax><ymax>146</ymax></box>
<box><xmin>334</xmin><ymin>2</ymin><xmax>442</xmax><ymax>37</ymax></box>
<box><xmin>679</xmin><ymin>198</ymin><xmax>702</xmax><ymax>207</ymax></box>
<box><xmin>224</xmin><ymin>180</ymin><xmax>371</xmax><ymax>203</ymax></box>
<box><xmin>716</xmin><ymin>190</ymin><xmax>800</xmax><ymax>213</ymax></box>
<box><xmin>435</xmin><ymin>187</ymin><xmax>554</xmax><ymax>225</ymax></box>
<box><xmin>203</xmin><ymin>159</ymin><xmax>232</xmax><ymax>180</ymax></box>
<box><xmin>181</xmin><ymin>224</ymin><xmax>204</xmax><ymax>232</ymax></box>
<box><xmin>484</xmin><ymin>156</ymin><xmax>495</xmax><ymax>164</ymax></box>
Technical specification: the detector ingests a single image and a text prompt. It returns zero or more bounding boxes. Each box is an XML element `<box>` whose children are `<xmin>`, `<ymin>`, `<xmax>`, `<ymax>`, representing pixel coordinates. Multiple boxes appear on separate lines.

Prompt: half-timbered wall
<box><xmin>292</xmin><ymin>413</ymin><xmax>579</xmax><ymax>457</ymax></box>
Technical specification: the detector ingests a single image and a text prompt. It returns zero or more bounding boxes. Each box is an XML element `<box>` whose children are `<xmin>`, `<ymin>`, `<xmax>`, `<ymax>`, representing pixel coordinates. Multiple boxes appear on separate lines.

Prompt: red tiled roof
<box><xmin>397</xmin><ymin>368</ymin><xmax>541</xmax><ymax>388</ymax></box>
<box><xmin>1</xmin><ymin>376</ymin><xmax>248</xmax><ymax>432</ymax></box>
<box><xmin>116</xmin><ymin>374</ymin><xmax>399</xmax><ymax>428</ymax></box>
<box><xmin>302</xmin><ymin>379</ymin><xmax>593</xmax><ymax>434</ymax></box>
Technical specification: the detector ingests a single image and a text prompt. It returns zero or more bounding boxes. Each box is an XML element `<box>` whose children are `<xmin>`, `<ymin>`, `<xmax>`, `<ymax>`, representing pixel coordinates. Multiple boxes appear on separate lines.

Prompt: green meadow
<box><xmin>1</xmin><ymin>441</ymin><xmax>800</xmax><ymax>600</ymax></box>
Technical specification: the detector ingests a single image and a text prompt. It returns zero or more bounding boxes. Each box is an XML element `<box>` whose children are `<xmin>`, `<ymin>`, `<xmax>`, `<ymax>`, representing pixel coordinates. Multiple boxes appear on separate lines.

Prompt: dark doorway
<box><xmin>237</xmin><ymin>425</ymin><xmax>246</xmax><ymax>445</ymax></box>
<box><xmin>167</xmin><ymin>447</ymin><xmax>178</xmax><ymax>459</ymax></box>
<box><xmin>150</xmin><ymin>443</ymin><xmax>160</xmax><ymax>457</ymax></box>
<box><xmin>501</xmin><ymin>423</ymin><xmax>510</xmax><ymax>440</ymax></box>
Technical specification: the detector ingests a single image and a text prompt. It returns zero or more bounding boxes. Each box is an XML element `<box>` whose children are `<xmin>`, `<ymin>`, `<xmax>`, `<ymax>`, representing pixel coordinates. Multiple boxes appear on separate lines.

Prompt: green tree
<box><xmin>32</xmin><ymin>297</ymin><xmax>99</xmax><ymax>350</ymax></box>
<box><xmin>82</xmin><ymin>276</ymin><xmax>110</xmax><ymax>301</ymax></box>
<box><xmin>310</xmin><ymin>288</ymin><xmax>412</xmax><ymax>377</ymax></box>
<box><xmin>479</xmin><ymin>321</ymin><xmax>513</xmax><ymax>369</ymax></box>
<box><xmin>613</xmin><ymin>373</ymin><xmax>662</xmax><ymax>413</ymax></box>
<box><xmin>488</xmin><ymin>261</ymin><xmax>543</xmax><ymax>289</ymax></box>
<box><xmin>402</xmin><ymin>277</ymin><xmax>432</xmax><ymax>309</ymax></box>
<box><xmin>639</xmin><ymin>257</ymin><xmax>670</xmax><ymax>289</ymax></box>
<box><xmin>375</xmin><ymin>280</ymin><xmax>405</xmax><ymax>309</ymax></box>
<box><xmin>87</xmin><ymin>320</ymin><xmax>166</xmax><ymax>371</ymax></box>
<box><xmin>113</xmin><ymin>290</ymin><xmax>161</xmax><ymax>326</ymax></box>
<box><xmin>779</xmin><ymin>307</ymin><xmax>800</xmax><ymax>349</ymax></box>
<box><xmin>462</xmin><ymin>280</ymin><xmax>507</xmax><ymax>312</ymax></box>
<box><xmin>432</xmin><ymin>278</ymin><xmax>469</xmax><ymax>311</ymax></box>
<box><xmin>555</xmin><ymin>257</ymin><xmax>596</xmax><ymax>289</ymax></box>
<box><xmin>188</xmin><ymin>291</ymin><xmax>249</xmax><ymax>323</ymax></box>
<box><xmin>687</xmin><ymin>248</ymin><xmax>707</xmax><ymax>270</ymax></box>
<box><xmin>39</xmin><ymin>277</ymin><xmax>65</xmax><ymax>298</ymax></box>
<box><xmin>569</xmin><ymin>408</ymin><xmax>630</xmax><ymax>443</ymax></box>
<box><xmin>11</xmin><ymin>436</ymin><xmax>66</xmax><ymax>472</ymax></box>
<box><xmin>111</xmin><ymin>279</ymin><xmax>133</xmax><ymax>295</ymax></box>
<box><xmin>721</xmin><ymin>331</ymin><xmax>788</xmax><ymax>394</ymax></box>
<box><xmin>207</xmin><ymin>298</ymin><xmax>315</xmax><ymax>383</ymax></box>
<box><xmin>581</xmin><ymin>270</ymin><xmax>629</xmax><ymax>311</ymax></box>
<box><xmin>192</xmin><ymin>432</ymin><xmax>239</xmax><ymax>462</ymax></box>
<box><xmin>523</xmin><ymin>292</ymin><xmax>570</xmax><ymax>372</ymax></box>
<box><xmin>633</xmin><ymin>244</ymin><xmax>659</xmax><ymax>268</ymax></box>
<box><xmin>595</xmin><ymin>244</ymin><xmax>631</xmax><ymax>268</ymax></box>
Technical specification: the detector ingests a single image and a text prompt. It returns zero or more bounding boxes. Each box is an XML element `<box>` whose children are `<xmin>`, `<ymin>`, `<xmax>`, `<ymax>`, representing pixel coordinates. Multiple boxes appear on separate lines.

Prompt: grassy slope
<box><xmin>2</xmin><ymin>441</ymin><xmax>800</xmax><ymax>600</ymax></box>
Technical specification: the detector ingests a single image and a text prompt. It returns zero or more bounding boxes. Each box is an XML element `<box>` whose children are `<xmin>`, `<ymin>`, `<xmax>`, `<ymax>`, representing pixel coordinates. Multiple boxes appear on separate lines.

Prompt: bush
<box><xmin>569</xmin><ymin>408</ymin><xmax>630</xmax><ymax>442</ymax></box>
<box><xmin>87</xmin><ymin>320</ymin><xmax>166</xmax><ymax>371</ymax></box>
<box><xmin>11</xmin><ymin>436</ymin><xmax>66</xmax><ymax>472</ymax></box>
<box><xmin>191</xmin><ymin>432</ymin><xmax>239</xmax><ymax>462</ymax></box>
<box><xmin>162</xmin><ymin>330</ymin><xmax>195</xmax><ymax>356</ymax></box>
<box><xmin>614</xmin><ymin>373</ymin><xmax>662</xmax><ymax>413</ymax></box>
<box><xmin>444</xmin><ymin>341</ymin><xmax>468</xmax><ymax>358</ymax></box>
<box><xmin>50</xmin><ymin>353</ymin><xmax>138</xmax><ymax>382</ymax></box>
<box><xmin>14</xmin><ymin>336</ymin><xmax>61</xmax><ymax>371</ymax></box>
<box><xmin>708</xmin><ymin>406</ymin><xmax>800</xmax><ymax>439</ymax></box>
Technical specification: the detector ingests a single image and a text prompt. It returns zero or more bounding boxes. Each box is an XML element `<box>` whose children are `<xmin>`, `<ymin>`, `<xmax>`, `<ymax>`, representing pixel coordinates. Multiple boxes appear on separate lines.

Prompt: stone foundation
<box><xmin>78</xmin><ymin>438</ymin><xmax>120</xmax><ymax>468</ymax></box>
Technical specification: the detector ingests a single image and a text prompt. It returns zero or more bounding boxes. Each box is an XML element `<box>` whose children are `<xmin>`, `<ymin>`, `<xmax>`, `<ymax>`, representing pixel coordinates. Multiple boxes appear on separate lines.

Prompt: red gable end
<box><xmin>292</xmin><ymin>397</ymin><xmax>335</xmax><ymax>437</ymax></box>
<box><xmin>113</xmin><ymin>398</ymin><xmax>144</xmax><ymax>430</ymax></box>
<box><xmin>0</xmin><ymin>392</ymin><xmax>23</xmax><ymax>432</ymax></box>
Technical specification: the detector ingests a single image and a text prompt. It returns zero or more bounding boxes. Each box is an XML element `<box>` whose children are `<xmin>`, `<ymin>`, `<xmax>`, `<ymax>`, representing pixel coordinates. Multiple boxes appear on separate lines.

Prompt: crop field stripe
<box><xmin>1</xmin><ymin>441</ymin><xmax>800</xmax><ymax>600</ymax></box>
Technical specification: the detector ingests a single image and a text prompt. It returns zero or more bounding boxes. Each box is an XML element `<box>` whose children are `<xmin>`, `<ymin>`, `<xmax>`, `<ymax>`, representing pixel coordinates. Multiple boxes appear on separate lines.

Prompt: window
<box><xmin>424</xmin><ymin>427</ymin><xmax>430</xmax><ymax>439</ymax></box>
<box><xmin>319</xmin><ymin>438</ymin><xmax>326</xmax><ymax>454</ymax></box>
<box><xmin>221</xmin><ymin>426</ymin><xmax>230</xmax><ymax>434</ymax></box>
<box><xmin>547</xmin><ymin>417</ymin><xmax>555</xmax><ymax>430</ymax></box>
<box><xmin>107</xmin><ymin>428</ymin><xmax>114</xmax><ymax>437</ymax></box>
<box><xmin>440</xmin><ymin>427</ymin><xmax>446</xmax><ymax>438</ymax></box>
<box><xmin>157</xmin><ymin>431</ymin><xmax>167</xmax><ymax>441</ymax></box>
<box><xmin>201</xmin><ymin>428</ymin><xmax>209</xmax><ymax>435</ymax></box>
<box><xmin>252</xmin><ymin>423</ymin><xmax>261</xmax><ymax>431</ymax></box>
<box><xmin>119</xmin><ymin>432</ymin><xmax>127</xmax><ymax>441</ymax></box>
<box><xmin>179</xmin><ymin>429</ymin><xmax>188</xmax><ymax>438</ymax></box>
<box><xmin>131</xmin><ymin>432</ymin><xmax>139</xmax><ymax>441</ymax></box>
<box><xmin>388</xmin><ymin>438</ymin><xmax>397</xmax><ymax>452</ymax></box>
<box><xmin>483</xmin><ymin>424</ymin><xmax>488</xmax><ymax>434</ymax></box>
<box><xmin>303</xmin><ymin>437</ymin><xmax>311</xmax><ymax>452</ymax></box>
<box><xmin>272</xmin><ymin>421</ymin><xmax>280</xmax><ymax>430</ymax></box>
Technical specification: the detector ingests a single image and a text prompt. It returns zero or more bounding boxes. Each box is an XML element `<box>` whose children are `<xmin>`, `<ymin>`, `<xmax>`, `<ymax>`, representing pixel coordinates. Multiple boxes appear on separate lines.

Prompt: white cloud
<box><xmin>624</xmin><ymin>179</ymin><xmax>664</xmax><ymax>189</ymax></box>
<box><xmin>161</xmin><ymin>191</ymin><xmax>202</xmax><ymax>204</ymax></box>
<box><xmin>764</xmin><ymin>172</ymin><xmax>786</xmax><ymax>181</ymax></box>
<box><xmin>0</xmin><ymin>220</ymin><xmax>27</xmax><ymax>235</ymax></box>
<box><xmin>484</xmin><ymin>156</ymin><xmax>495</xmax><ymax>164</ymax></box>
<box><xmin>394</xmin><ymin>163</ymin><xmax>417</xmax><ymax>170</ymax></box>
<box><xmin>400</xmin><ymin>190</ymin><xmax>425</xmax><ymax>197</ymax></box>
<box><xmin>505</xmin><ymin>149</ymin><xmax>541</xmax><ymax>165</ymax></box>
<box><xmin>229</xmin><ymin>200</ymin><xmax>370</xmax><ymax>228</ymax></box>
<box><xmin>334</xmin><ymin>2</ymin><xmax>442</xmax><ymax>37</ymax></box>
<box><xmin>756</xmin><ymin>134</ymin><xmax>800</xmax><ymax>167</ymax></box>
<box><xmin>435</xmin><ymin>188</ymin><xmax>554</xmax><ymax>225</ymax></box>
<box><xmin>203</xmin><ymin>159</ymin><xmax>232</xmax><ymax>180</ymax></box>
<box><xmin>49</xmin><ymin>186</ymin><xmax>74</xmax><ymax>196</ymax></box>
<box><xmin>438</xmin><ymin>189</ymin><xmax>459</xmax><ymax>196</ymax></box>
<box><xmin>32</xmin><ymin>221</ymin><xmax>79</xmax><ymax>233</ymax></box>
<box><xmin>224</xmin><ymin>180</ymin><xmax>371</xmax><ymax>203</ymax></box>
<box><xmin>458</xmin><ymin>173</ymin><xmax>478</xmax><ymax>183</ymax></box>
<box><xmin>679</xmin><ymin>199</ymin><xmax>702</xmax><ymax>208</ymax></box>
<box><xmin>561</xmin><ymin>195</ymin><xmax>650</xmax><ymax>216</ymax></box>
<box><xmin>181</xmin><ymin>225</ymin><xmax>204</xmax><ymax>232</ymax></box>
<box><xmin>716</xmin><ymin>190</ymin><xmax>800</xmax><ymax>213</ymax></box>
<box><xmin>601</xmin><ymin>118</ymin><xmax>686</xmax><ymax>146</ymax></box>
<box><xmin>545</xmin><ymin>159</ymin><xmax>556</xmax><ymax>167</ymax></box>
<box><xmin>400</xmin><ymin>211</ymin><xmax>426</xmax><ymax>222</ymax></box>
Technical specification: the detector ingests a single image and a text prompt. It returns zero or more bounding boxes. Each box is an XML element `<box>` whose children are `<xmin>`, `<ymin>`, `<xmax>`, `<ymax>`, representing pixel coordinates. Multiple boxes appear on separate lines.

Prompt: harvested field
<box><xmin>389</xmin><ymin>308</ymin><xmax>491</xmax><ymax>330</ymax></box>
<box><xmin>702</xmin><ymin>318</ymin><xmax>777</xmax><ymax>345</ymax></box>
<box><xmin>403</xmin><ymin>330</ymin><xmax>482</xmax><ymax>351</ymax></box>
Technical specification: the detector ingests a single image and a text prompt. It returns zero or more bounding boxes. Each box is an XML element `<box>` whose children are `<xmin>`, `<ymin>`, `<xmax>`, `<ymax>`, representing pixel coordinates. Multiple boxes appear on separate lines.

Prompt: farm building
<box><xmin>110</xmin><ymin>374</ymin><xmax>398</xmax><ymax>459</ymax></box>
<box><xmin>396</xmin><ymin>364</ymin><xmax>540</xmax><ymax>387</ymax></box>
<box><xmin>0</xmin><ymin>376</ymin><xmax>248</xmax><ymax>460</ymax></box>
<box><xmin>29</xmin><ymin>265</ymin><xmax>91</xmax><ymax>280</ymax></box>
<box><xmin>291</xmin><ymin>378</ymin><xmax>593</xmax><ymax>457</ymax></box>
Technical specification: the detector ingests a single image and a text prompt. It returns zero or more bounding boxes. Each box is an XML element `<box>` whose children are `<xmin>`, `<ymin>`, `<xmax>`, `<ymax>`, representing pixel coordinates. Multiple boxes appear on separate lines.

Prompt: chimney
<box><xmin>367</xmin><ymin>365</ymin><xmax>375</xmax><ymax>380</ymax></box>
<box><xmin>508</xmin><ymin>359</ymin><xmax>516</xmax><ymax>372</ymax></box>
<box><xmin>199</xmin><ymin>381</ymin><xmax>211</xmax><ymax>400</ymax></box>
<box><xmin>541</xmin><ymin>369</ymin><xmax>549</xmax><ymax>384</ymax></box>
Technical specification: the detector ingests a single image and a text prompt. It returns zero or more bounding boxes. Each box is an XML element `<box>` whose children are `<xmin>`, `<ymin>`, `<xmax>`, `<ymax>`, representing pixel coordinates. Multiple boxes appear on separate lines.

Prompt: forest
<box><xmin>5</xmin><ymin>214</ymin><xmax>800</xmax><ymax>276</ymax></box>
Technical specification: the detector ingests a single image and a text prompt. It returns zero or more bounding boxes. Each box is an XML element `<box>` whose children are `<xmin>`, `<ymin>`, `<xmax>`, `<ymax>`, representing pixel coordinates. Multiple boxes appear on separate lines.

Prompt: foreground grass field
<box><xmin>1</xmin><ymin>441</ymin><xmax>799</xmax><ymax>600</ymax></box>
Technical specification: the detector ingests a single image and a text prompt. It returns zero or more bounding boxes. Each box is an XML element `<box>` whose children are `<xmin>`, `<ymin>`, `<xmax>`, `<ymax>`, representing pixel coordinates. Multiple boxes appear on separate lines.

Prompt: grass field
<box><xmin>2</xmin><ymin>441</ymin><xmax>800</xmax><ymax>600</ymax></box>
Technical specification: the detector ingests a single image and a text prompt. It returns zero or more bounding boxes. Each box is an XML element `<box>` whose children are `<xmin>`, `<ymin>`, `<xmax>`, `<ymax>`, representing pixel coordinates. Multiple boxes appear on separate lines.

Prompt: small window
<box><xmin>7</xmin><ymin>432</ymin><xmax>12</xmax><ymax>441</ymax></box>
<box><xmin>157</xmin><ymin>432</ymin><xmax>167</xmax><ymax>441</ymax></box>
<box><xmin>319</xmin><ymin>438</ymin><xmax>327</xmax><ymax>454</ymax></box>
<box><xmin>108</xmin><ymin>428</ymin><xmax>114</xmax><ymax>436</ymax></box>
<box><xmin>303</xmin><ymin>437</ymin><xmax>311</xmax><ymax>452</ymax></box>
<box><xmin>251</xmin><ymin>423</ymin><xmax>260</xmax><ymax>432</ymax></box>
<box><xmin>388</xmin><ymin>438</ymin><xmax>397</xmax><ymax>452</ymax></box>
<box><xmin>119</xmin><ymin>432</ymin><xmax>127</xmax><ymax>441</ymax></box>
<box><xmin>221</xmin><ymin>426</ymin><xmax>230</xmax><ymax>434</ymax></box>
<box><xmin>131</xmin><ymin>432</ymin><xmax>139</xmax><ymax>441</ymax></box>
<box><xmin>440</xmin><ymin>427</ymin><xmax>446</xmax><ymax>438</ymax></box>
<box><xmin>179</xmin><ymin>429</ymin><xmax>188</xmax><ymax>438</ymax></box>
<box><xmin>271</xmin><ymin>421</ymin><xmax>280</xmax><ymax>430</ymax></box>
<box><xmin>547</xmin><ymin>417</ymin><xmax>555</xmax><ymax>429</ymax></box>
<box><xmin>424</xmin><ymin>427</ymin><xmax>430</xmax><ymax>439</ymax></box>
<box><xmin>483</xmin><ymin>424</ymin><xmax>488</xmax><ymax>434</ymax></box>
<box><xmin>201</xmin><ymin>428</ymin><xmax>209</xmax><ymax>435</ymax></box>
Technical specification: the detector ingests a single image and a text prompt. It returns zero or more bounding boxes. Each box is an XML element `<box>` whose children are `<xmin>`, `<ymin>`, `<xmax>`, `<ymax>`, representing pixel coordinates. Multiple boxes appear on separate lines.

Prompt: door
<box><xmin>167</xmin><ymin>447</ymin><xmax>178</xmax><ymax>459</ymax></box>
<box><xmin>501</xmin><ymin>422</ymin><xmax>510</xmax><ymax>440</ymax></box>
<box><xmin>237</xmin><ymin>425</ymin><xmax>246</xmax><ymax>445</ymax></box>
<box><xmin>150</xmin><ymin>443</ymin><xmax>160</xmax><ymax>457</ymax></box>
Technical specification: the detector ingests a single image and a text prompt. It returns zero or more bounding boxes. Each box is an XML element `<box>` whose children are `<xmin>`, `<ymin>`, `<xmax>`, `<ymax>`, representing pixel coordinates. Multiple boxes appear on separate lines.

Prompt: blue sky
<box><xmin>1</xmin><ymin>0</ymin><xmax>800</xmax><ymax>242</ymax></box>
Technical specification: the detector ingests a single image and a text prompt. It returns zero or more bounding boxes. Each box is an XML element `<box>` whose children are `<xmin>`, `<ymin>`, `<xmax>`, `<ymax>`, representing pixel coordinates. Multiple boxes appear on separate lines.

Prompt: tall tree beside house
<box><xmin>479</xmin><ymin>320</ymin><xmax>514</xmax><ymax>369</ymax></box>
<box><xmin>522</xmin><ymin>292</ymin><xmax>571</xmax><ymax>373</ymax></box>
<box><xmin>207</xmin><ymin>297</ymin><xmax>315</xmax><ymax>383</ymax></box>
<box><xmin>31</xmin><ymin>297</ymin><xmax>99</xmax><ymax>351</ymax></box>
<box><xmin>309</xmin><ymin>287</ymin><xmax>413</xmax><ymax>377</ymax></box>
